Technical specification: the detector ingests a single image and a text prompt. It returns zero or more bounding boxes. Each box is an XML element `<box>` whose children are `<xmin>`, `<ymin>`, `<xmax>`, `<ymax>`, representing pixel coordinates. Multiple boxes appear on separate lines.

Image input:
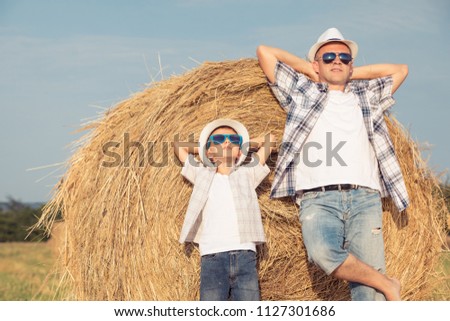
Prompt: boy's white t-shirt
<box><xmin>295</xmin><ymin>90</ymin><xmax>382</xmax><ymax>191</ymax></box>
<box><xmin>199</xmin><ymin>173</ymin><xmax>256</xmax><ymax>256</ymax></box>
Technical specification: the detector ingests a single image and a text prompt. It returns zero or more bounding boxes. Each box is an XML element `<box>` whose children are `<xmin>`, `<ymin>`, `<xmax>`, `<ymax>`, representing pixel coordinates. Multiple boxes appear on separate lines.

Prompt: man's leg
<box><xmin>331</xmin><ymin>254</ymin><xmax>401</xmax><ymax>301</ymax></box>
<box><xmin>299</xmin><ymin>191</ymin><xmax>350</xmax><ymax>275</ymax></box>
<box><xmin>333</xmin><ymin>188</ymin><xmax>400</xmax><ymax>301</ymax></box>
<box><xmin>299</xmin><ymin>189</ymin><xmax>401</xmax><ymax>301</ymax></box>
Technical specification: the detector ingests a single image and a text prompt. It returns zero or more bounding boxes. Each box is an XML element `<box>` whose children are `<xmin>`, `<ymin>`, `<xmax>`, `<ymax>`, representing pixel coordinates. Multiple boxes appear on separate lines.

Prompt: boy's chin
<box><xmin>210</xmin><ymin>157</ymin><xmax>238</xmax><ymax>165</ymax></box>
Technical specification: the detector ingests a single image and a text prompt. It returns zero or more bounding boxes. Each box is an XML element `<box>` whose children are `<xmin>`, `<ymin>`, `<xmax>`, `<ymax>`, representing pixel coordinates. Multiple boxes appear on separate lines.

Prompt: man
<box><xmin>257</xmin><ymin>27</ymin><xmax>409</xmax><ymax>300</ymax></box>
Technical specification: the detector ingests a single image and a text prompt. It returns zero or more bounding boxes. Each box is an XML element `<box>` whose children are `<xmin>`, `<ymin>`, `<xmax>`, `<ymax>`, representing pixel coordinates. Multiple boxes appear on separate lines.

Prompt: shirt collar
<box><xmin>316</xmin><ymin>82</ymin><xmax>328</xmax><ymax>93</ymax></box>
<box><xmin>316</xmin><ymin>80</ymin><xmax>367</xmax><ymax>93</ymax></box>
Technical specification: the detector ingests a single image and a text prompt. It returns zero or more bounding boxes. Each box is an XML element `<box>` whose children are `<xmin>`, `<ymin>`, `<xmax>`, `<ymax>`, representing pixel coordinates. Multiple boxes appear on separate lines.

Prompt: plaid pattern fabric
<box><xmin>179</xmin><ymin>154</ymin><xmax>270</xmax><ymax>243</ymax></box>
<box><xmin>269</xmin><ymin>61</ymin><xmax>409</xmax><ymax>212</ymax></box>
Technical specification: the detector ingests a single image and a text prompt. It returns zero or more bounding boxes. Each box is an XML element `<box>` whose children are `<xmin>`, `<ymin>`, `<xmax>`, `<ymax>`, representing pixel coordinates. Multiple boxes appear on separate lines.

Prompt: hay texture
<box><xmin>38</xmin><ymin>59</ymin><xmax>448</xmax><ymax>300</ymax></box>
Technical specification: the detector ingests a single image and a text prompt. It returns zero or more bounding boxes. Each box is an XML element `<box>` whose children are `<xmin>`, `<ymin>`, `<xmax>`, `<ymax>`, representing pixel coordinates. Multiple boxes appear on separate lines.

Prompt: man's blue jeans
<box><xmin>200</xmin><ymin>250</ymin><xmax>260</xmax><ymax>301</ymax></box>
<box><xmin>299</xmin><ymin>187</ymin><xmax>386</xmax><ymax>301</ymax></box>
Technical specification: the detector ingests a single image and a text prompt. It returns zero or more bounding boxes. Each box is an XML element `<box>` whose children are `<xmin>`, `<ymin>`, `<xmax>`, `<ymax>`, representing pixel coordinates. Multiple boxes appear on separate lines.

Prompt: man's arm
<box><xmin>351</xmin><ymin>64</ymin><xmax>408</xmax><ymax>94</ymax></box>
<box><xmin>256</xmin><ymin>45</ymin><xmax>317</xmax><ymax>83</ymax></box>
<box><xmin>250</xmin><ymin>133</ymin><xmax>277</xmax><ymax>165</ymax></box>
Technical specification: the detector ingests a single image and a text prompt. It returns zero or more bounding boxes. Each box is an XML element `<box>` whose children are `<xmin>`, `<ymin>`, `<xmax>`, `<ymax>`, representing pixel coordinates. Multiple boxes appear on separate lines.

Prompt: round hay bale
<box><xmin>37</xmin><ymin>58</ymin><xmax>448</xmax><ymax>300</ymax></box>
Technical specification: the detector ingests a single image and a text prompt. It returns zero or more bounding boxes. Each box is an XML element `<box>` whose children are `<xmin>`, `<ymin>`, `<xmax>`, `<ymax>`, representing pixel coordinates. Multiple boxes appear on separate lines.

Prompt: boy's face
<box><xmin>206</xmin><ymin>126</ymin><xmax>242</xmax><ymax>166</ymax></box>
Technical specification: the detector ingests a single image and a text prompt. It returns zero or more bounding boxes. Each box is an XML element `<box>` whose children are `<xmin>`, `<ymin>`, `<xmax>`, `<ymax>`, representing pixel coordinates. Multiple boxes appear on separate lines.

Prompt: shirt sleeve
<box><xmin>368</xmin><ymin>76</ymin><xmax>396</xmax><ymax>112</ymax></box>
<box><xmin>268</xmin><ymin>61</ymin><xmax>312</xmax><ymax>113</ymax></box>
<box><xmin>242</xmin><ymin>158</ymin><xmax>270</xmax><ymax>189</ymax></box>
<box><xmin>181</xmin><ymin>154</ymin><xmax>201</xmax><ymax>185</ymax></box>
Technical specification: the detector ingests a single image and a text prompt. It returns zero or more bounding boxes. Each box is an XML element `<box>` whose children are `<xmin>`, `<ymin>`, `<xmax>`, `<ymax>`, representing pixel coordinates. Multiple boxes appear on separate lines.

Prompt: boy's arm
<box><xmin>256</xmin><ymin>45</ymin><xmax>318</xmax><ymax>83</ymax></box>
<box><xmin>250</xmin><ymin>133</ymin><xmax>277</xmax><ymax>165</ymax></box>
<box><xmin>173</xmin><ymin>141</ymin><xmax>198</xmax><ymax>164</ymax></box>
<box><xmin>351</xmin><ymin>64</ymin><xmax>408</xmax><ymax>94</ymax></box>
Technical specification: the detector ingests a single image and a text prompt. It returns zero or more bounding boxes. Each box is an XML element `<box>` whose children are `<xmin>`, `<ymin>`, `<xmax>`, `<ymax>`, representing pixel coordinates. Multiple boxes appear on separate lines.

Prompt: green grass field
<box><xmin>432</xmin><ymin>248</ymin><xmax>450</xmax><ymax>300</ymax></box>
<box><xmin>0</xmin><ymin>242</ymin><xmax>67</xmax><ymax>300</ymax></box>
<box><xmin>0</xmin><ymin>242</ymin><xmax>448</xmax><ymax>301</ymax></box>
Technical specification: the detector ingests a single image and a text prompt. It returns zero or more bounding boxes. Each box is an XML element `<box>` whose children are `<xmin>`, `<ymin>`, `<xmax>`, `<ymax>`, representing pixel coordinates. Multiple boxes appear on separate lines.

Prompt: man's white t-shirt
<box><xmin>295</xmin><ymin>90</ymin><xmax>382</xmax><ymax>191</ymax></box>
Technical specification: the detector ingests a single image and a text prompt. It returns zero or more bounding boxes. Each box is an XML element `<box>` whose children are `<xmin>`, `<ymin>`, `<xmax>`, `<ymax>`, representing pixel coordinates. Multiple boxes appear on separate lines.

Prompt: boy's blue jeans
<box><xmin>299</xmin><ymin>187</ymin><xmax>386</xmax><ymax>301</ymax></box>
<box><xmin>200</xmin><ymin>250</ymin><xmax>260</xmax><ymax>301</ymax></box>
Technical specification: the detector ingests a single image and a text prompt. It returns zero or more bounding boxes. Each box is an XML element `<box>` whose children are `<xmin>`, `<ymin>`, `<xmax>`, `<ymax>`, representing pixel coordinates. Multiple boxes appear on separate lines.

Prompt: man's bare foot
<box><xmin>384</xmin><ymin>277</ymin><xmax>401</xmax><ymax>301</ymax></box>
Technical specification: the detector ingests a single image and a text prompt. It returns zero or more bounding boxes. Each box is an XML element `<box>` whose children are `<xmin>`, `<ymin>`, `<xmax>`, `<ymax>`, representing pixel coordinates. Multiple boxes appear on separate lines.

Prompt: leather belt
<box><xmin>302</xmin><ymin>184</ymin><xmax>361</xmax><ymax>193</ymax></box>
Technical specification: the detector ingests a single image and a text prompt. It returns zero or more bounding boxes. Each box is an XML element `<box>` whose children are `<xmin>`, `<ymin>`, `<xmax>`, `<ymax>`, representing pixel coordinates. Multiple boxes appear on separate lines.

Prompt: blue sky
<box><xmin>1</xmin><ymin>0</ymin><xmax>449</xmax><ymax>202</ymax></box>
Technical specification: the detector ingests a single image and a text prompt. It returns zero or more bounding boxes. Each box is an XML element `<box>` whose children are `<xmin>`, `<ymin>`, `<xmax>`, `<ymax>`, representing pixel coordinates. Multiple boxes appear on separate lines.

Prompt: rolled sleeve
<box><xmin>369</xmin><ymin>76</ymin><xmax>396</xmax><ymax>113</ymax></box>
<box><xmin>181</xmin><ymin>154</ymin><xmax>201</xmax><ymax>185</ymax></box>
<box><xmin>253</xmin><ymin>163</ymin><xmax>270</xmax><ymax>187</ymax></box>
<box><xmin>269</xmin><ymin>61</ymin><xmax>311</xmax><ymax>113</ymax></box>
<box><xmin>242</xmin><ymin>158</ymin><xmax>270</xmax><ymax>188</ymax></box>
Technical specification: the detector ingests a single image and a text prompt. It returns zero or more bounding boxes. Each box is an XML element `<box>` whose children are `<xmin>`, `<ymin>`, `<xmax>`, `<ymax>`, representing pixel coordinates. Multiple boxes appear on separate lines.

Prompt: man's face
<box><xmin>312</xmin><ymin>42</ymin><xmax>353</xmax><ymax>90</ymax></box>
<box><xmin>206</xmin><ymin>127</ymin><xmax>242</xmax><ymax>166</ymax></box>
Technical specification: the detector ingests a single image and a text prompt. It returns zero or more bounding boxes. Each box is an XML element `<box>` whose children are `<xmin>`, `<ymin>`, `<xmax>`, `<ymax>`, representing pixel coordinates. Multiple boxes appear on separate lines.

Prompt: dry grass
<box><xmin>35</xmin><ymin>58</ymin><xmax>449</xmax><ymax>300</ymax></box>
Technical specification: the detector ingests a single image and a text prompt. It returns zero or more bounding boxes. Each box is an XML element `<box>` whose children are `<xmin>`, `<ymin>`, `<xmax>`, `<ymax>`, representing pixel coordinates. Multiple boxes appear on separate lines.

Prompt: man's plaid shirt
<box><xmin>269</xmin><ymin>61</ymin><xmax>409</xmax><ymax>212</ymax></box>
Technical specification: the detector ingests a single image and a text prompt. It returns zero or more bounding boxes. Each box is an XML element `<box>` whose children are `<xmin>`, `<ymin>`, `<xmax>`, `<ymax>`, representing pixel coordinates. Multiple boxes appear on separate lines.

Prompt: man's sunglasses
<box><xmin>317</xmin><ymin>52</ymin><xmax>352</xmax><ymax>65</ymax></box>
<box><xmin>206</xmin><ymin>134</ymin><xmax>242</xmax><ymax>149</ymax></box>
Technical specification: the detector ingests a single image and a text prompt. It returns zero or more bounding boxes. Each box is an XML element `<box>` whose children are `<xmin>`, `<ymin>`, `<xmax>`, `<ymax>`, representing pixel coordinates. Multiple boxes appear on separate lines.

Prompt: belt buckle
<box><xmin>338</xmin><ymin>184</ymin><xmax>359</xmax><ymax>191</ymax></box>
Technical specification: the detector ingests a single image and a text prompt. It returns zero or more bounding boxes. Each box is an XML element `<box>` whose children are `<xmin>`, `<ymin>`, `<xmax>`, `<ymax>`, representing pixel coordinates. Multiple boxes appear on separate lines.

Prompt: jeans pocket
<box><xmin>301</xmin><ymin>191</ymin><xmax>319</xmax><ymax>200</ymax></box>
<box><xmin>202</xmin><ymin>253</ymin><xmax>218</xmax><ymax>260</ymax></box>
<box><xmin>360</xmin><ymin>186</ymin><xmax>380</xmax><ymax>194</ymax></box>
<box><xmin>299</xmin><ymin>191</ymin><xmax>319</xmax><ymax>211</ymax></box>
<box><xmin>241</xmin><ymin>250</ymin><xmax>257</xmax><ymax>264</ymax></box>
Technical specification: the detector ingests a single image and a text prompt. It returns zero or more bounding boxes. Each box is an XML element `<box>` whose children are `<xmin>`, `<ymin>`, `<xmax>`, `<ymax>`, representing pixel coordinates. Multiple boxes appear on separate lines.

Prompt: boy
<box><xmin>174</xmin><ymin>118</ymin><xmax>275</xmax><ymax>301</ymax></box>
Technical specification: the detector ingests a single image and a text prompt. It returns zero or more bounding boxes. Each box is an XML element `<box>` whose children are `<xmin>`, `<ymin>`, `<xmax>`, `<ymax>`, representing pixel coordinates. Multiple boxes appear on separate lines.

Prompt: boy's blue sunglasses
<box><xmin>206</xmin><ymin>134</ymin><xmax>242</xmax><ymax>149</ymax></box>
<box><xmin>317</xmin><ymin>52</ymin><xmax>352</xmax><ymax>65</ymax></box>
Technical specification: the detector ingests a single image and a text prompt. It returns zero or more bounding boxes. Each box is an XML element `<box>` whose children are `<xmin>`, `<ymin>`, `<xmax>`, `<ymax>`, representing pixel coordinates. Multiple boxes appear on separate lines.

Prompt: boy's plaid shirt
<box><xmin>269</xmin><ymin>61</ymin><xmax>409</xmax><ymax>212</ymax></box>
<box><xmin>178</xmin><ymin>154</ymin><xmax>270</xmax><ymax>244</ymax></box>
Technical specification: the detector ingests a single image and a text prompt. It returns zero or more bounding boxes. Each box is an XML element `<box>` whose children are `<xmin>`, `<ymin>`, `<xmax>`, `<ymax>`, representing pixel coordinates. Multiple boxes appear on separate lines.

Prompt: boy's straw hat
<box><xmin>199</xmin><ymin>118</ymin><xmax>249</xmax><ymax>167</ymax></box>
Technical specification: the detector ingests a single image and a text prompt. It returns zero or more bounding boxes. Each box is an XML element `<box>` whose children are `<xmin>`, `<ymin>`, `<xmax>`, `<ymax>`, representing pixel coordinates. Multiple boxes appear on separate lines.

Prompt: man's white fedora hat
<box><xmin>199</xmin><ymin>118</ymin><xmax>249</xmax><ymax>167</ymax></box>
<box><xmin>307</xmin><ymin>27</ymin><xmax>358</xmax><ymax>62</ymax></box>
